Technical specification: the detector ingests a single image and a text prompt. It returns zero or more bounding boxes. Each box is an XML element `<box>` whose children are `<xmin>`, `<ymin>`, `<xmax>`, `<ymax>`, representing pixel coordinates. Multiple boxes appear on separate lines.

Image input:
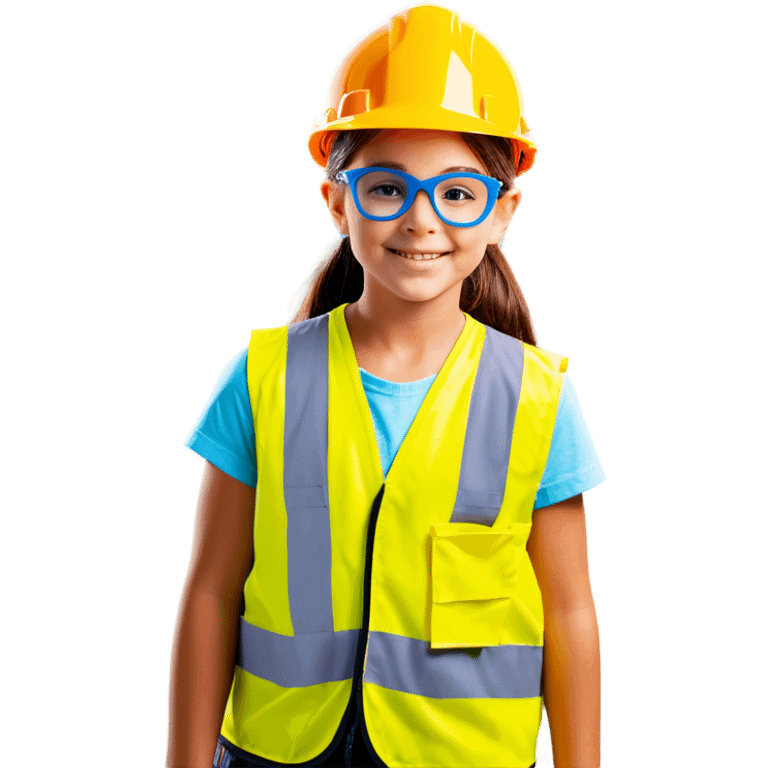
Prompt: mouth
<box><xmin>387</xmin><ymin>248</ymin><xmax>451</xmax><ymax>261</ymax></box>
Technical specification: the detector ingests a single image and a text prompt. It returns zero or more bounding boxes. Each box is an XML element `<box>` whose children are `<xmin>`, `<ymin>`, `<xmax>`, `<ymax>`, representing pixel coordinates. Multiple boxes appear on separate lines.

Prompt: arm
<box><xmin>527</xmin><ymin>492</ymin><xmax>601</xmax><ymax>768</ymax></box>
<box><xmin>166</xmin><ymin>461</ymin><xmax>255</xmax><ymax>768</ymax></box>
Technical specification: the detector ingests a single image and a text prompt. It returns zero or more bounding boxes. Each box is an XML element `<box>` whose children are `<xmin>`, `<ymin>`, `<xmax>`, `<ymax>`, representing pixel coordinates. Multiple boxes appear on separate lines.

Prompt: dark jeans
<box><xmin>212</xmin><ymin>728</ymin><xmax>375</xmax><ymax>767</ymax></box>
<box><xmin>213</xmin><ymin>733</ymin><xmax>535</xmax><ymax>768</ymax></box>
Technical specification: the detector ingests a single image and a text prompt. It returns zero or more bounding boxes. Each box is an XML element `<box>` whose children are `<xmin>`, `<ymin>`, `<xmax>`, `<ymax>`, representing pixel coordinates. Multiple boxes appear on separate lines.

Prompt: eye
<box><xmin>368</xmin><ymin>182</ymin><xmax>406</xmax><ymax>198</ymax></box>
<box><xmin>442</xmin><ymin>186</ymin><xmax>476</xmax><ymax>202</ymax></box>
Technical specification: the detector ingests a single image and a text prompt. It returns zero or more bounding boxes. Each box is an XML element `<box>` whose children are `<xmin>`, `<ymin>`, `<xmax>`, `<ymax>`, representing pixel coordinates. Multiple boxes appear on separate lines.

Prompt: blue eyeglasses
<box><xmin>335</xmin><ymin>166</ymin><xmax>504</xmax><ymax>228</ymax></box>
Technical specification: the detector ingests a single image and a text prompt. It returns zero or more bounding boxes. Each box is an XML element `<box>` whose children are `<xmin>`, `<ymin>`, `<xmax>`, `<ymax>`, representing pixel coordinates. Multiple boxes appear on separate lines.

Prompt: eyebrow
<box><xmin>372</xmin><ymin>161</ymin><xmax>484</xmax><ymax>175</ymax></box>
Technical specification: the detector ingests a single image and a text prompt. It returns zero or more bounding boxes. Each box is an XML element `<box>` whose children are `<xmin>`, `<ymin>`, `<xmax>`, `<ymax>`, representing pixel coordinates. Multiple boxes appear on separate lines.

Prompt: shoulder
<box><xmin>245</xmin><ymin>322</ymin><xmax>292</xmax><ymax>386</ymax></box>
<box><xmin>201</xmin><ymin>346</ymin><xmax>248</xmax><ymax>405</ymax></box>
<box><xmin>554</xmin><ymin>372</ymin><xmax>593</xmax><ymax>434</ymax></box>
<box><xmin>535</xmin><ymin>371</ymin><xmax>606</xmax><ymax>508</ymax></box>
<box><xmin>185</xmin><ymin>344</ymin><xmax>256</xmax><ymax>487</ymax></box>
<box><xmin>227</xmin><ymin>345</ymin><xmax>248</xmax><ymax>376</ymax></box>
<box><xmin>520</xmin><ymin>339</ymin><xmax>569</xmax><ymax>377</ymax></box>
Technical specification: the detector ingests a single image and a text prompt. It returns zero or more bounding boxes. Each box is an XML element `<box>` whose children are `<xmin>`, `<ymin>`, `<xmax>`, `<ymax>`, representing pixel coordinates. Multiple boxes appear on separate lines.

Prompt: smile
<box><xmin>388</xmin><ymin>248</ymin><xmax>450</xmax><ymax>261</ymax></box>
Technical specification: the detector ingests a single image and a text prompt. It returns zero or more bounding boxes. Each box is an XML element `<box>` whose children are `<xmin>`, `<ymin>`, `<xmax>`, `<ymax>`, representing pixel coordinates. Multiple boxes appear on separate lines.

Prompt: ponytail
<box><xmin>292</xmin><ymin>237</ymin><xmax>364</xmax><ymax>322</ymax></box>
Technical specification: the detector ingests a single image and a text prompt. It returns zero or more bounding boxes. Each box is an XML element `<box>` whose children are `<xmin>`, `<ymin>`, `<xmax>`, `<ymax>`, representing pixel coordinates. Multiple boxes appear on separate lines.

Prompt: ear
<box><xmin>321</xmin><ymin>179</ymin><xmax>350</xmax><ymax>237</ymax></box>
<box><xmin>487</xmin><ymin>187</ymin><xmax>522</xmax><ymax>245</ymax></box>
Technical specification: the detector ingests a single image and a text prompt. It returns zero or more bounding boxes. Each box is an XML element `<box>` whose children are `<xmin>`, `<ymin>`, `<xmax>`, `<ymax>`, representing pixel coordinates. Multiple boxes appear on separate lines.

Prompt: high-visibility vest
<box><xmin>219</xmin><ymin>302</ymin><xmax>567</xmax><ymax>768</ymax></box>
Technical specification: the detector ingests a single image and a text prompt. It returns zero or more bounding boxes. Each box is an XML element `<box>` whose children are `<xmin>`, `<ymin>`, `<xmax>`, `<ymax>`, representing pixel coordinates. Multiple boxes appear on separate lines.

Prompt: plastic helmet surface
<box><xmin>308</xmin><ymin>4</ymin><xmax>537</xmax><ymax>174</ymax></box>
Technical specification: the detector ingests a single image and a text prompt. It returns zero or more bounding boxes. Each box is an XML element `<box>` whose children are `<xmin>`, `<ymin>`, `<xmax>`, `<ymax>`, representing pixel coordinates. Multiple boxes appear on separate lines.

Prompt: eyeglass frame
<box><xmin>334</xmin><ymin>166</ymin><xmax>505</xmax><ymax>228</ymax></box>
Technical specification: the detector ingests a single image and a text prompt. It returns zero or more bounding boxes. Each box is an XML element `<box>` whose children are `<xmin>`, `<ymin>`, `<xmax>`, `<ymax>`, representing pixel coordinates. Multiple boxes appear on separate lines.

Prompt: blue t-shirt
<box><xmin>186</xmin><ymin>347</ymin><xmax>605</xmax><ymax>510</ymax></box>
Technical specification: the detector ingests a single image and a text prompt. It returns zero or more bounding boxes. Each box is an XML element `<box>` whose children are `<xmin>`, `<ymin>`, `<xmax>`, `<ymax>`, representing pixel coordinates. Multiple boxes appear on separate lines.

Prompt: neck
<box><xmin>343</xmin><ymin>292</ymin><xmax>466</xmax><ymax>362</ymax></box>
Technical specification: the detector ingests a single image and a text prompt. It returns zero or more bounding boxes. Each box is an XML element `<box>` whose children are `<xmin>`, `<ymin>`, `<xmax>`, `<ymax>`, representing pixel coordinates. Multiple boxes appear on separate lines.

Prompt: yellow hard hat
<box><xmin>308</xmin><ymin>4</ymin><xmax>537</xmax><ymax>174</ymax></box>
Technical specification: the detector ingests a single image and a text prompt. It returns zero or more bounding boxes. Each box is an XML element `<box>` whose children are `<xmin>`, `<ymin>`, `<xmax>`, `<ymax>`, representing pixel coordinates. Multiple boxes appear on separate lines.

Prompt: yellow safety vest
<box><xmin>219</xmin><ymin>302</ymin><xmax>567</xmax><ymax>767</ymax></box>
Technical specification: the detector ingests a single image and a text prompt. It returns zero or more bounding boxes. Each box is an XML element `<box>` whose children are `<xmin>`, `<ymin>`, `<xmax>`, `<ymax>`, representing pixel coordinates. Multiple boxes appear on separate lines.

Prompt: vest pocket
<box><xmin>429</xmin><ymin>522</ymin><xmax>532</xmax><ymax>649</ymax></box>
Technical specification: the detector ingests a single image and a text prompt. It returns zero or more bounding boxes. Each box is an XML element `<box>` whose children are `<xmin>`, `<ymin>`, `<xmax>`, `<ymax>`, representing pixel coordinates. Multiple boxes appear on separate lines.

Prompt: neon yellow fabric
<box><xmin>430</xmin><ymin>522</ymin><xmax>531</xmax><ymax>649</ymax></box>
<box><xmin>222</xmin><ymin>303</ymin><xmax>567</xmax><ymax>766</ymax></box>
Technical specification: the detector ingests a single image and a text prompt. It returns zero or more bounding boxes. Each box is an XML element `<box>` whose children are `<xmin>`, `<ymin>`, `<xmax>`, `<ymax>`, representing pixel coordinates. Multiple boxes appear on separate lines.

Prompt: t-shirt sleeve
<box><xmin>183</xmin><ymin>354</ymin><xmax>603</xmax><ymax>503</ymax></box>
<box><xmin>184</xmin><ymin>347</ymin><xmax>257</xmax><ymax>488</ymax></box>
<box><xmin>533</xmin><ymin>372</ymin><xmax>606</xmax><ymax>510</ymax></box>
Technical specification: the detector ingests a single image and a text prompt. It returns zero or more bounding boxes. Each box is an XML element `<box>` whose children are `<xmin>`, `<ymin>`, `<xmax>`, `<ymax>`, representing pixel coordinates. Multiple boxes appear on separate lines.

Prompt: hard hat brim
<box><xmin>308</xmin><ymin>104</ymin><xmax>537</xmax><ymax>174</ymax></box>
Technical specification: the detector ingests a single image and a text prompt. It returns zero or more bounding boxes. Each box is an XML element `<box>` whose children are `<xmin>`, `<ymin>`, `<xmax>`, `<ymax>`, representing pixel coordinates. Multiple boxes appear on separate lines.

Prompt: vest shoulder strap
<box><xmin>247</xmin><ymin>324</ymin><xmax>290</xmax><ymax>365</ymax></box>
<box><xmin>523</xmin><ymin>341</ymin><xmax>569</xmax><ymax>377</ymax></box>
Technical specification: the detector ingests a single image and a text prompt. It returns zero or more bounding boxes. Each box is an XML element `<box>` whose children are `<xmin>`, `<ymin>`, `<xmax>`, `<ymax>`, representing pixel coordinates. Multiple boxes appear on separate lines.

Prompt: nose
<box><xmin>401</xmin><ymin>189</ymin><xmax>441</xmax><ymax>234</ymax></box>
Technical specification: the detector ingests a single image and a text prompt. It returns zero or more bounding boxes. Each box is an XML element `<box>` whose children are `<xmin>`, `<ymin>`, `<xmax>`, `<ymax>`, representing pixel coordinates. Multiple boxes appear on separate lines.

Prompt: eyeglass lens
<box><xmin>354</xmin><ymin>170</ymin><xmax>490</xmax><ymax>224</ymax></box>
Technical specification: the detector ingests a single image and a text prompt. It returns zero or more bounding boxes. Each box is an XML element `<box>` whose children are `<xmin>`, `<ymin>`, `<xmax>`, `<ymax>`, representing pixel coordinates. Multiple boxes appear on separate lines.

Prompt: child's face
<box><xmin>322</xmin><ymin>129</ymin><xmax>520</xmax><ymax>312</ymax></box>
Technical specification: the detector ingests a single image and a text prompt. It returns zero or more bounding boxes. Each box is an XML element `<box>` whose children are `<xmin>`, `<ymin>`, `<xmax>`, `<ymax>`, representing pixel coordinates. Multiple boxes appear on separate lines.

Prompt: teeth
<box><xmin>392</xmin><ymin>249</ymin><xmax>445</xmax><ymax>261</ymax></box>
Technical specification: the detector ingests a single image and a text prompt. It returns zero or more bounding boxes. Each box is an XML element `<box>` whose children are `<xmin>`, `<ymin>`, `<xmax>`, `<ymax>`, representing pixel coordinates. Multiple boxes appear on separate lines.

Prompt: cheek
<box><xmin>455</xmin><ymin>229</ymin><xmax>492</xmax><ymax>256</ymax></box>
<box><xmin>351</xmin><ymin>220</ymin><xmax>396</xmax><ymax>250</ymax></box>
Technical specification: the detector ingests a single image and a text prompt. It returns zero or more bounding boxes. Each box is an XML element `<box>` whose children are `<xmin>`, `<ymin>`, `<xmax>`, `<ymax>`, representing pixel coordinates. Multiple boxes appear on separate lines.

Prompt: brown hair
<box><xmin>291</xmin><ymin>130</ymin><xmax>537</xmax><ymax>346</ymax></box>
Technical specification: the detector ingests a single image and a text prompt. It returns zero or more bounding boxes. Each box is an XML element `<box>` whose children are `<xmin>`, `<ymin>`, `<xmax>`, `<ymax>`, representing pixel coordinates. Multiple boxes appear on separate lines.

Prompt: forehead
<box><xmin>350</xmin><ymin>129</ymin><xmax>487</xmax><ymax>175</ymax></box>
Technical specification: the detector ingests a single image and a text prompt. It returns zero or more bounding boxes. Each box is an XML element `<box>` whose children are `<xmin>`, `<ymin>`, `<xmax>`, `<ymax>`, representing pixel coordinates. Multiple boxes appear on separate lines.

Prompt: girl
<box><xmin>167</xmin><ymin>5</ymin><xmax>604</xmax><ymax>768</ymax></box>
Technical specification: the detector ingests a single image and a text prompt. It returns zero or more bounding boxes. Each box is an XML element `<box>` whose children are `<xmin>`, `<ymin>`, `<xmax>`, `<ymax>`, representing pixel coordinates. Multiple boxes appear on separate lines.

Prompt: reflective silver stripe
<box><xmin>451</xmin><ymin>326</ymin><xmax>523</xmax><ymax>525</ymax></box>
<box><xmin>237</xmin><ymin>619</ymin><xmax>541</xmax><ymax>698</ymax></box>
<box><xmin>285</xmin><ymin>315</ymin><xmax>333</xmax><ymax>635</ymax></box>
<box><xmin>237</xmin><ymin>616</ymin><xmax>359</xmax><ymax>687</ymax></box>
<box><xmin>364</xmin><ymin>630</ymin><xmax>542</xmax><ymax>699</ymax></box>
